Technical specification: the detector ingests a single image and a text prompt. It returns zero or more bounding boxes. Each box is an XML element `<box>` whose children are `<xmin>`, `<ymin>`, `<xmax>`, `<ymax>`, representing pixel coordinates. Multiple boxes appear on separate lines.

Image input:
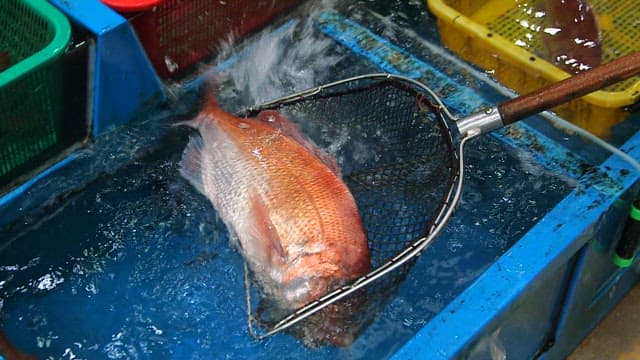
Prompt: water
<box><xmin>213</xmin><ymin>1</ymin><xmax>346</xmax><ymax>107</ymax></box>
<box><xmin>0</xmin><ymin>1</ymin><xmax>582</xmax><ymax>358</ymax></box>
<box><xmin>0</xmin><ymin>135</ymin><xmax>571</xmax><ymax>358</ymax></box>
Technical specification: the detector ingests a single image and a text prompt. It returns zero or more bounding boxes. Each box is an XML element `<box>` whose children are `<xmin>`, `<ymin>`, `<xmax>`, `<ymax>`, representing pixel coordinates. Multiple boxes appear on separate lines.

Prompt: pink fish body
<box><xmin>179</xmin><ymin>95</ymin><xmax>371</xmax><ymax>345</ymax></box>
<box><xmin>539</xmin><ymin>0</ymin><xmax>602</xmax><ymax>74</ymax></box>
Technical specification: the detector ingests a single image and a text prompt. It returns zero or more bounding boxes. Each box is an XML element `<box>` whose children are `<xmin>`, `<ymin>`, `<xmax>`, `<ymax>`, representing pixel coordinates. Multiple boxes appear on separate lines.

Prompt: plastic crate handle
<box><xmin>499</xmin><ymin>52</ymin><xmax>640</xmax><ymax>125</ymax></box>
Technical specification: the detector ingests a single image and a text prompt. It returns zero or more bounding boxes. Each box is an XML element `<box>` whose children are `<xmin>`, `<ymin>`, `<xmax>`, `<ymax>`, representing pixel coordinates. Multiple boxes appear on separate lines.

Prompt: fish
<box><xmin>538</xmin><ymin>0</ymin><xmax>602</xmax><ymax>74</ymax></box>
<box><xmin>179</xmin><ymin>92</ymin><xmax>371</xmax><ymax>346</ymax></box>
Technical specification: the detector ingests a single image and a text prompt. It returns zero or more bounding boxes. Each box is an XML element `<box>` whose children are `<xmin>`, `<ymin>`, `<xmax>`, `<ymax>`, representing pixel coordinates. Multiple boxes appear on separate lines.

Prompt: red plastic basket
<box><xmin>102</xmin><ymin>0</ymin><xmax>301</xmax><ymax>78</ymax></box>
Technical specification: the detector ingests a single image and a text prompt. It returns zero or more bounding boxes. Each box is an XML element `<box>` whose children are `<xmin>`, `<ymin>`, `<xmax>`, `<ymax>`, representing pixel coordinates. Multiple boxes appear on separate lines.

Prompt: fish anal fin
<box><xmin>256</xmin><ymin>110</ymin><xmax>341</xmax><ymax>175</ymax></box>
<box><xmin>250</xmin><ymin>191</ymin><xmax>287</xmax><ymax>264</ymax></box>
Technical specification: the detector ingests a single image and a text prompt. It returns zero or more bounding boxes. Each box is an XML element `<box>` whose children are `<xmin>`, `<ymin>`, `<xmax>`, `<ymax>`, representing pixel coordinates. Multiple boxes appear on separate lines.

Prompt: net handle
<box><xmin>498</xmin><ymin>52</ymin><xmax>640</xmax><ymax>125</ymax></box>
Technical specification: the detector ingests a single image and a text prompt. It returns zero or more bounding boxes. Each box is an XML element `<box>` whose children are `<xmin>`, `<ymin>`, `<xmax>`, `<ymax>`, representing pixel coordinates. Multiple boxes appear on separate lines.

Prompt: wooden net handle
<box><xmin>499</xmin><ymin>52</ymin><xmax>640</xmax><ymax>125</ymax></box>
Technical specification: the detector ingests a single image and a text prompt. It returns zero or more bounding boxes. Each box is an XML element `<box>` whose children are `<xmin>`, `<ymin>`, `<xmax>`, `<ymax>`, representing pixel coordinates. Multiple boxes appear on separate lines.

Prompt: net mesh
<box><xmin>244</xmin><ymin>78</ymin><xmax>458</xmax><ymax>346</ymax></box>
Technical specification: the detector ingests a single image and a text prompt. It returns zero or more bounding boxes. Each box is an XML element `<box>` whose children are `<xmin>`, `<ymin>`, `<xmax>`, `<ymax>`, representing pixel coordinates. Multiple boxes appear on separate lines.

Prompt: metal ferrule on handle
<box><xmin>456</xmin><ymin>106</ymin><xmax>503</xmax><ymax>137</ymax></box>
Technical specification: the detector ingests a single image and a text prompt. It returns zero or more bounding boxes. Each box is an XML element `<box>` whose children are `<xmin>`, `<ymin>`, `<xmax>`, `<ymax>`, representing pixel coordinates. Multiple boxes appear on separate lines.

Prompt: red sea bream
<box><xmin>179</xmin><ymin>94</ymin><xmax>371</xmax><ymax>346</ymax></box>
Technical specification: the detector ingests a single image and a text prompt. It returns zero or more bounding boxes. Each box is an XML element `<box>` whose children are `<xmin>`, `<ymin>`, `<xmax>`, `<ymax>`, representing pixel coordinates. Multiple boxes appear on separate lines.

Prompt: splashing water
<box><xmin>204</xmin><ymin>0</ymin><xmax>348</xmax><ymax>109</ymax></box>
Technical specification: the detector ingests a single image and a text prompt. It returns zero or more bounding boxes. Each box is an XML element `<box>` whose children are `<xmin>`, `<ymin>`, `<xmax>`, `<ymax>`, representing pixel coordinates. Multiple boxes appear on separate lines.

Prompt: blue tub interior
<box><xmin>0</xmin><ymin>118</ymin><xmax>574</xmax><ymax>359</ymax></box>
<box><xmin>2</xmin><ymin>1</ymin><xmax>640</xmax><ymax>359</ymax></box>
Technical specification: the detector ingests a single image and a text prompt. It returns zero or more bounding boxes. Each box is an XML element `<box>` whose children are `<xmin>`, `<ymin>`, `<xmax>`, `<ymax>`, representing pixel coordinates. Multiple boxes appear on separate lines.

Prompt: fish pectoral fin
<box><xmin>179</xmin><ymin>135</ymin><xmax>206</xmax><ymax>194</ymax></box>
<box><xmin>256</xmin><ymin>110</ymin><xmax>342</xmax><ymax>176</ymax></box>
<box><xmin>250</xmin><ymin>192</ymin><xmax>287</xmax><ymax>264</ymax></box>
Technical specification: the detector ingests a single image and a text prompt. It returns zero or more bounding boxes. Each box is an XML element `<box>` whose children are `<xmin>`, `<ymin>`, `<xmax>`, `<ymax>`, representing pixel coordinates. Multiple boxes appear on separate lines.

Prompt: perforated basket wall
<box><xmin>125</xmin><ymin>0</ymin><xmax>301</xmax><ymax>78</ymax></box>
<box><xmin>0</xmin><ymin>0</ymin><xmax>71</xmax><ymax>190</ymax></box>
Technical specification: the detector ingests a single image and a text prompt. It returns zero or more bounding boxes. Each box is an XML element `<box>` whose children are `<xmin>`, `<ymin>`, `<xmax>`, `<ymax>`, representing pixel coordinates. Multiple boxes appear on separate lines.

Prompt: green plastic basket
<box><xmin>0</xmin><ymin>0</ymin><xmax>71</xmax><ymax>189</ymax></box>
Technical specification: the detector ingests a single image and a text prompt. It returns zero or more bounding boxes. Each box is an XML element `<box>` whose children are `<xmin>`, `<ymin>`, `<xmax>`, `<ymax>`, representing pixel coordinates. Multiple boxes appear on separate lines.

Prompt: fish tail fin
<box><xmin>204</xmin><ymin>86</ymin><xmax>219</xmax><ymax>110</ymax></box>
<box><xmin>195</xmin><ymin>73</ymin><xmax>227</xmax><ymax>124</ymax></box>
<box><xmin>203</xmin><ymin>72</ymin><xmax>221</xmax><ymax>111</ymax></box>
<box><xmin>173</xmin><ymin>74</ymin><xmax>221</xmax><ymax>129</ymax></box>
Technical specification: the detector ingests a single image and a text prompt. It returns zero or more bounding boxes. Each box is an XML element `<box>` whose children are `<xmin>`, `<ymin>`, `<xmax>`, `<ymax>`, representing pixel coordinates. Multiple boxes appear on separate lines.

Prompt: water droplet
<box><xmin>164</xmin><ymin>56</ymin><xmax>179</xmax><ymax>73</ymax></box>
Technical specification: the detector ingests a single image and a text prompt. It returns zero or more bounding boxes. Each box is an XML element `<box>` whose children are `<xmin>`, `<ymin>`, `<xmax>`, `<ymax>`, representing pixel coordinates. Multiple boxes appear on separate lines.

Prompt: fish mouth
<box><xmin>286</xmin><ymin>298</ymin><xmax>368</xmax><ymax>348</ymax></box>
<box><xmin>254</xmin><ymin>276</ymin><xmax>370</xmax><ymax>347</ymax></box>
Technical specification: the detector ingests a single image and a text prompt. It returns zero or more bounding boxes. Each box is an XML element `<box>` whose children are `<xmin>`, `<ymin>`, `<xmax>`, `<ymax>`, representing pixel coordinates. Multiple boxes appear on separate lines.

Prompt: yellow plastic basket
<box><xmin>428</xmin><ymin>0</ymin><xmax>640</xmax><ymax>137</ymax></box>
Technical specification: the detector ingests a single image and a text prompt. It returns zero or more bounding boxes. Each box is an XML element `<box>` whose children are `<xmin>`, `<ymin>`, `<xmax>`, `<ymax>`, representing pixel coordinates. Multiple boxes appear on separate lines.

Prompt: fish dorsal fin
<box><xmin>179</xmin><ymin>135</ymin><xmax>206</xmax><ymax>194</ymax></box>
<box><xmin>256</xmin><ymin>110</ymin><xmax>341</xmax><ymax>176</ymax></box>
<box><xmin>249</xmin><ymin>191</ymin><xmax>287</xmax><ymax>264</ymax></box>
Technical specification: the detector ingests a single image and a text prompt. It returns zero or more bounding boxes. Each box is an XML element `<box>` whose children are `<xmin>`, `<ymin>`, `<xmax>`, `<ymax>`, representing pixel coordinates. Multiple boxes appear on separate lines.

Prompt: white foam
<box><xmin>213</xmin><ymin>0</ymin><xmax>344</xmax><ymax>106</ymax></box>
